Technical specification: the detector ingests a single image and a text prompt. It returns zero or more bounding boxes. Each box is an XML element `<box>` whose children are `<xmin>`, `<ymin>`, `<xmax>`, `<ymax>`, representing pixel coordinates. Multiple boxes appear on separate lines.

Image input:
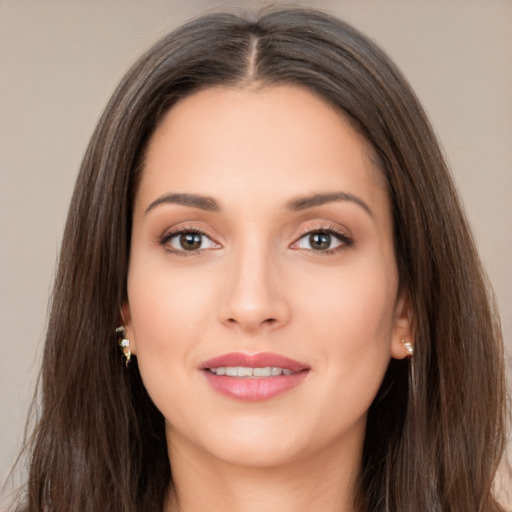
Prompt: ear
<box><xmin>390</xmin><ymin>288</ymin><xmax>414</xmax><ymax>360</ymax></box>
<box><xmin>121</xmin><ymin>301</ymin><xmax>137</xmax><ymax>355</ymax></box>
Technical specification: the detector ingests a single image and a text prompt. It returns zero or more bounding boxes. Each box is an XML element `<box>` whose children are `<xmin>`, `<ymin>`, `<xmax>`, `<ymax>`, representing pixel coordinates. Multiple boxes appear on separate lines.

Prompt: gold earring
<box><xmin>402</xmin><ymin>339</ymin><xmax>414</xmax><ymax>357</ymax></box>
<box><xmin>116</xmin><ymin>326</ymin><xmax>131</xmax><ymax>366</ymax></box>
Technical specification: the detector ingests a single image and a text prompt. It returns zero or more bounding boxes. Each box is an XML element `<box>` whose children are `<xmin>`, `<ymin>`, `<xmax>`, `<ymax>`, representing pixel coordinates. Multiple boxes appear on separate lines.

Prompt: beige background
<box><xmin>1</xmin><ymin>0</ymin><xmax>511</xmax><ymax>505</ymax></box>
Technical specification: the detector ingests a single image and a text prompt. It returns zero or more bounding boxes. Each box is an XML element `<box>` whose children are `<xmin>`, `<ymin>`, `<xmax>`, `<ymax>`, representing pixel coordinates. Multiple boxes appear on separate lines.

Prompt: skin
<box><xmin>123</xmin><ymin>85</ymin><xmax>413</xmax><ymax>512</ymax></box>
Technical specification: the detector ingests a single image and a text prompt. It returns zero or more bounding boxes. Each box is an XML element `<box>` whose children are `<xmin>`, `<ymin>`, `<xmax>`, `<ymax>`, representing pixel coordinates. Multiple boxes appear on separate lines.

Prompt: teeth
<box><xmin>209</xmin><ymin>366</ymin><xmax>296</xmax><ymax>377</ymax></box>
<box><xmin>237</xmin><ymin>367</ymin><xmax>253</xmax><ymax>377</ymax></box>
<box><xmin>253</xmin><ymin>367</ymin><xmax>272</xmax><ymax>377</ymax></box>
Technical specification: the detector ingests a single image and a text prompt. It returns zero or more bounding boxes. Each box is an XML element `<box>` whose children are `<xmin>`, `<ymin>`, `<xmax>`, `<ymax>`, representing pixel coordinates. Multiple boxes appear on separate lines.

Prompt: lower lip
<box><xmin>203</xmin><ymin>371</ymin><xmax>309</xmax><ymax>401</ymax></box>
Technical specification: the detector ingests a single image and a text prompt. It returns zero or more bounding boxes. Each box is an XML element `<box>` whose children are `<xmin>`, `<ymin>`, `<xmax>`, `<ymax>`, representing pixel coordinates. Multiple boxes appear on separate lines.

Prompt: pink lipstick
<box><xmin>200</xmin><ymin>352</ymin><xmax>310</xmax><ymax>401</ymax></box>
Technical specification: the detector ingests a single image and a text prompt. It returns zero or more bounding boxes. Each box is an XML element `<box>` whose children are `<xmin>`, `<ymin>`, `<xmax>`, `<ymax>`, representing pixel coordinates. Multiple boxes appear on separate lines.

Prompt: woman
<box><xmin>16</xmin><ymin>6</ymin><xmax>508</xmax><ymax>512</ymax></box>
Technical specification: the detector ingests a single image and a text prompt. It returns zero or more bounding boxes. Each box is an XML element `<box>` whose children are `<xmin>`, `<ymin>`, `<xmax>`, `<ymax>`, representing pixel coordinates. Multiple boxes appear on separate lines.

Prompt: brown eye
<box><xmin>179</xmin><ymin>233</ymin><xmax>202</xmax><ymax>251</ymax></box>
<box><xmin>292</xmin><ymin>229</ymin><xmax>351</xmax><ymax>253</ymax></box>
<box><xmin>163</xmin><ymin>230</ymin><xmax>219</xmax><ymax>253</ymax></box>
<box><xmin>309</xmin><ymin>232</ymin><xmax>331</xmax><ymax>250</ymax></box>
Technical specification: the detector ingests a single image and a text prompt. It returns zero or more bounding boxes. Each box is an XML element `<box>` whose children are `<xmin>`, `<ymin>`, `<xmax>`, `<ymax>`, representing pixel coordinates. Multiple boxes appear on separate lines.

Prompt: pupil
<box><xmin>310</xmin><ymin>232</ymin><xmax>331</xmax><ymax>250</ymax></box>
<box><xmin>180</xmin><ymin>233</ymin><xmax>202</xmax><ymax>250</ymax></box>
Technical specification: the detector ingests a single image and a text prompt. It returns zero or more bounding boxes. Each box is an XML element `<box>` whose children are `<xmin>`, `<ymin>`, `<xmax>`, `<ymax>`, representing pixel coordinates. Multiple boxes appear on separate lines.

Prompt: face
<box><xmin>123</xmin><ymin>85</ymin><xmax>412</xmax><ymax>469</ymax></box>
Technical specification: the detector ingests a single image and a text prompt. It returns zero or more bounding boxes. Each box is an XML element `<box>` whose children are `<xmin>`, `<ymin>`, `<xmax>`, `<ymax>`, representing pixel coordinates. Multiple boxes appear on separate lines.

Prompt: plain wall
<box><xmin>1</xmin><ymin>0</ymin><xmax>511</xmax><ymax>505</ymax></box>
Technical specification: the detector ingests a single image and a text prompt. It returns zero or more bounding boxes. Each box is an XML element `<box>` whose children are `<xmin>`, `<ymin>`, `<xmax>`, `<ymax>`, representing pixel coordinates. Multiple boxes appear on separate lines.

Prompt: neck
<box><xmin>164</xmin><ymin>429</ymin><xmax>362</xmax><ymax>512</ymax></box>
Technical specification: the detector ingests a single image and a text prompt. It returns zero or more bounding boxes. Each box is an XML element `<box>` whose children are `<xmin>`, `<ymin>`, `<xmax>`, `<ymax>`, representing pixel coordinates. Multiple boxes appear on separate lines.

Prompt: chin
<box><xmin>168</xmin><ymin>412</ymin><xmax>312</xmax><ymax>469</ymax></box>
<box><xmin>208</xmin><ymin>434</ymin><xmax>307</xmax><ymax>469</ymax></box>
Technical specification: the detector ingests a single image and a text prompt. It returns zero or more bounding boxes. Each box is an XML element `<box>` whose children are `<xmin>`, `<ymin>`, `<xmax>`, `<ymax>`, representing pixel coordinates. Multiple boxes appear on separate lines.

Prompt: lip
<box><xmin>200</xmin><ymin>352</ymin><xmax>310</xmax><ymax>402</ymax></box>
<box><xmin>201</xmin><ymin>352</ymin><xmax>309</xmax><ymax>372</ymax></box>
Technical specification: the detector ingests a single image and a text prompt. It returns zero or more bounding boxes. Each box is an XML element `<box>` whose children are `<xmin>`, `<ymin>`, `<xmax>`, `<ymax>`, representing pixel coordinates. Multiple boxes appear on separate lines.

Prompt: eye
<box><xmin>292</xmin><ymin>229</ymin><xmax>352</xmax><ymax>252</ymax></box>
<box><xmin>162</xmin><ymin>229</ymin><xmax>219</xmax><ymax>253</ymax></box>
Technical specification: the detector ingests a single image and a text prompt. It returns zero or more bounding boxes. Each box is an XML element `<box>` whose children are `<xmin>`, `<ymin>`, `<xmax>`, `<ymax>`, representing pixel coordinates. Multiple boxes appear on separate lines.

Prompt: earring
<box><xmin>402</xmin><ymin>339</ymin><xmax>414</xmax><ymax>357</ymax></box>
<box><xmin>116</xmin><ymin>326</ymin><xmax>131</xmax><ymax>367</ymax></box>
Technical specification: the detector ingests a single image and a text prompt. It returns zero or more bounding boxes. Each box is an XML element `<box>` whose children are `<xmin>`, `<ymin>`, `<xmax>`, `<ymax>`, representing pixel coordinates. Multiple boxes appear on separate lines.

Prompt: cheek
<box><xmin>126</xmin><ymin>263</ymin><xmax>217</xmax><ymax>373</ymax></box>
<box><xmin>296</xmin><ymin>255</ymin><xmax>398</xmax><ymax>397</ymax></box>
<box><xmin>129</xmin><ymin>259</ymin><xmax>215</xmax><ymax>333</ymax></box>
<box><xmin>125</xmin><ymin>267</ymin><xmax>214</xmax><ymax>419</ymax></box>
<box><xmin>299</xmin><ymin>258</ymin><xmax>398</xmax><ymax>346</ymax></box>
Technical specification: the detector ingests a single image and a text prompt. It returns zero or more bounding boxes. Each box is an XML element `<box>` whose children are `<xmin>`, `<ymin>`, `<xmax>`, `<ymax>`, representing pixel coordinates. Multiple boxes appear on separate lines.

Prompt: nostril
<box><xmin>225</xmin><ymin>316</ymin><xmax>277</xmax><ymax>328</ymax></box>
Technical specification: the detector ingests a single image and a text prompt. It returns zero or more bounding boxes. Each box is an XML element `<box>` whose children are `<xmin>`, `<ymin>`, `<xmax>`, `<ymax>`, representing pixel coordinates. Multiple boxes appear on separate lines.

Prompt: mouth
<box><xmin>208</xmin><ymin>366</ymin><xmax>295</xmax><ymax>377</ymax></box>
<box><xmin>200</xmin><ymin>352</ymin><xmax>310</xmax><ymax>401</ymax></box>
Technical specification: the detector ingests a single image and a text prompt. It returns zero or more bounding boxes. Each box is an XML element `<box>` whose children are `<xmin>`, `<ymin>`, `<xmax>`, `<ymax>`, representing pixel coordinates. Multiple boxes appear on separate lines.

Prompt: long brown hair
<box><xmin>17</xmin><ymin>7</ymin><xmax>507</xmax><ymax>511</ymax></box>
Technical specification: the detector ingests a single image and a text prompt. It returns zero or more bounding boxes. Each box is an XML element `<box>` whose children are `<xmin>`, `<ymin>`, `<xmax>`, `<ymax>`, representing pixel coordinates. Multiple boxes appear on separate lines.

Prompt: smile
<box><xmin>201</xmin><ymin>352</ymin><xmax>310</xmax><ymax>401</ymax></box>
<box><xmin>208</xmin><ymin>366</ymin><xmax>295</xmax><ymax>377</ymax></box>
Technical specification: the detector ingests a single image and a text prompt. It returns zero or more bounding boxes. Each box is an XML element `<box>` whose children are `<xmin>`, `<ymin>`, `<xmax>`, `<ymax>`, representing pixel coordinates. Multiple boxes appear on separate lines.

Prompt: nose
<box><xmin>219</xmin><ymin>240</ymin><xmax>291</xmax><ymax>333</ymax></box>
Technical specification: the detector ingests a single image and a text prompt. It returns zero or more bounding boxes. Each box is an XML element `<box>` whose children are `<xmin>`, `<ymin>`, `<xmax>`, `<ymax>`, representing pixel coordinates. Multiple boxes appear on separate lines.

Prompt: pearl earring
<box><xmin>116</xmin><ymin>326</ymin><xmax>131</xmax><ymax>366</ymax></box>
<box><xmin>402</xmin><ymin>339</ymin><xmax>414</xmax><ymax>357</ymax></box>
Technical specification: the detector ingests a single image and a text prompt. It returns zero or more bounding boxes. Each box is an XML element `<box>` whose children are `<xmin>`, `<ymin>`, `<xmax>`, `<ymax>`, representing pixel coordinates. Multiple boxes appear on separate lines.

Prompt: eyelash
<box><xmin>159</xmin><ymin>227</ymin><xmax>217</xmax><ymax>257</ymax></box>
<box><xmin>159</xmin><ymin>225</ymin><xmax>353</xmax><ymax>256</ymax></box>
<box><xmin>293</xmin><ymin>225</ymin><xmax>354</xmax><ymax>254</ymax></box>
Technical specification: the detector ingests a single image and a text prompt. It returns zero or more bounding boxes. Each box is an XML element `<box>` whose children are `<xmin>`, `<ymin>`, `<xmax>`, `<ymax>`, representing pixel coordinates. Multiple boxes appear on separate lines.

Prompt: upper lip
<box><xmin>200</xmin><ymin>352</ymin><xmax>310</xmax><ymax>373</ymax></box>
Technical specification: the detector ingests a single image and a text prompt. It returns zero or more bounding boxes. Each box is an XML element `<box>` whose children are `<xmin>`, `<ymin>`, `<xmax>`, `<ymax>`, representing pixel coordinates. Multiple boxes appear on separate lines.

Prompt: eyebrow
<box><xmin>145</xmin><ymin>193</ymin><xmax>220</xmax><ymax>214</ymax></box>
<box><xmin>145</xmin><ymin>190</ymin><xmax>373</xmax><ymax>217</ymax></box>
<box><xmin>286</xmin><ymin>192</ymin><xmax>373</xmax><ymax>217</ymax></box>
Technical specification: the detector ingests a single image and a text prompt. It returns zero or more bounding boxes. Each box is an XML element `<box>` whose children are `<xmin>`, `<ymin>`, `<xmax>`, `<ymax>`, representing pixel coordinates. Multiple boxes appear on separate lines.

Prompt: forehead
<box><xmin>137</xmin><ymin>85</ymin><xmax>388</xmax><ymax>217</ymax></box>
